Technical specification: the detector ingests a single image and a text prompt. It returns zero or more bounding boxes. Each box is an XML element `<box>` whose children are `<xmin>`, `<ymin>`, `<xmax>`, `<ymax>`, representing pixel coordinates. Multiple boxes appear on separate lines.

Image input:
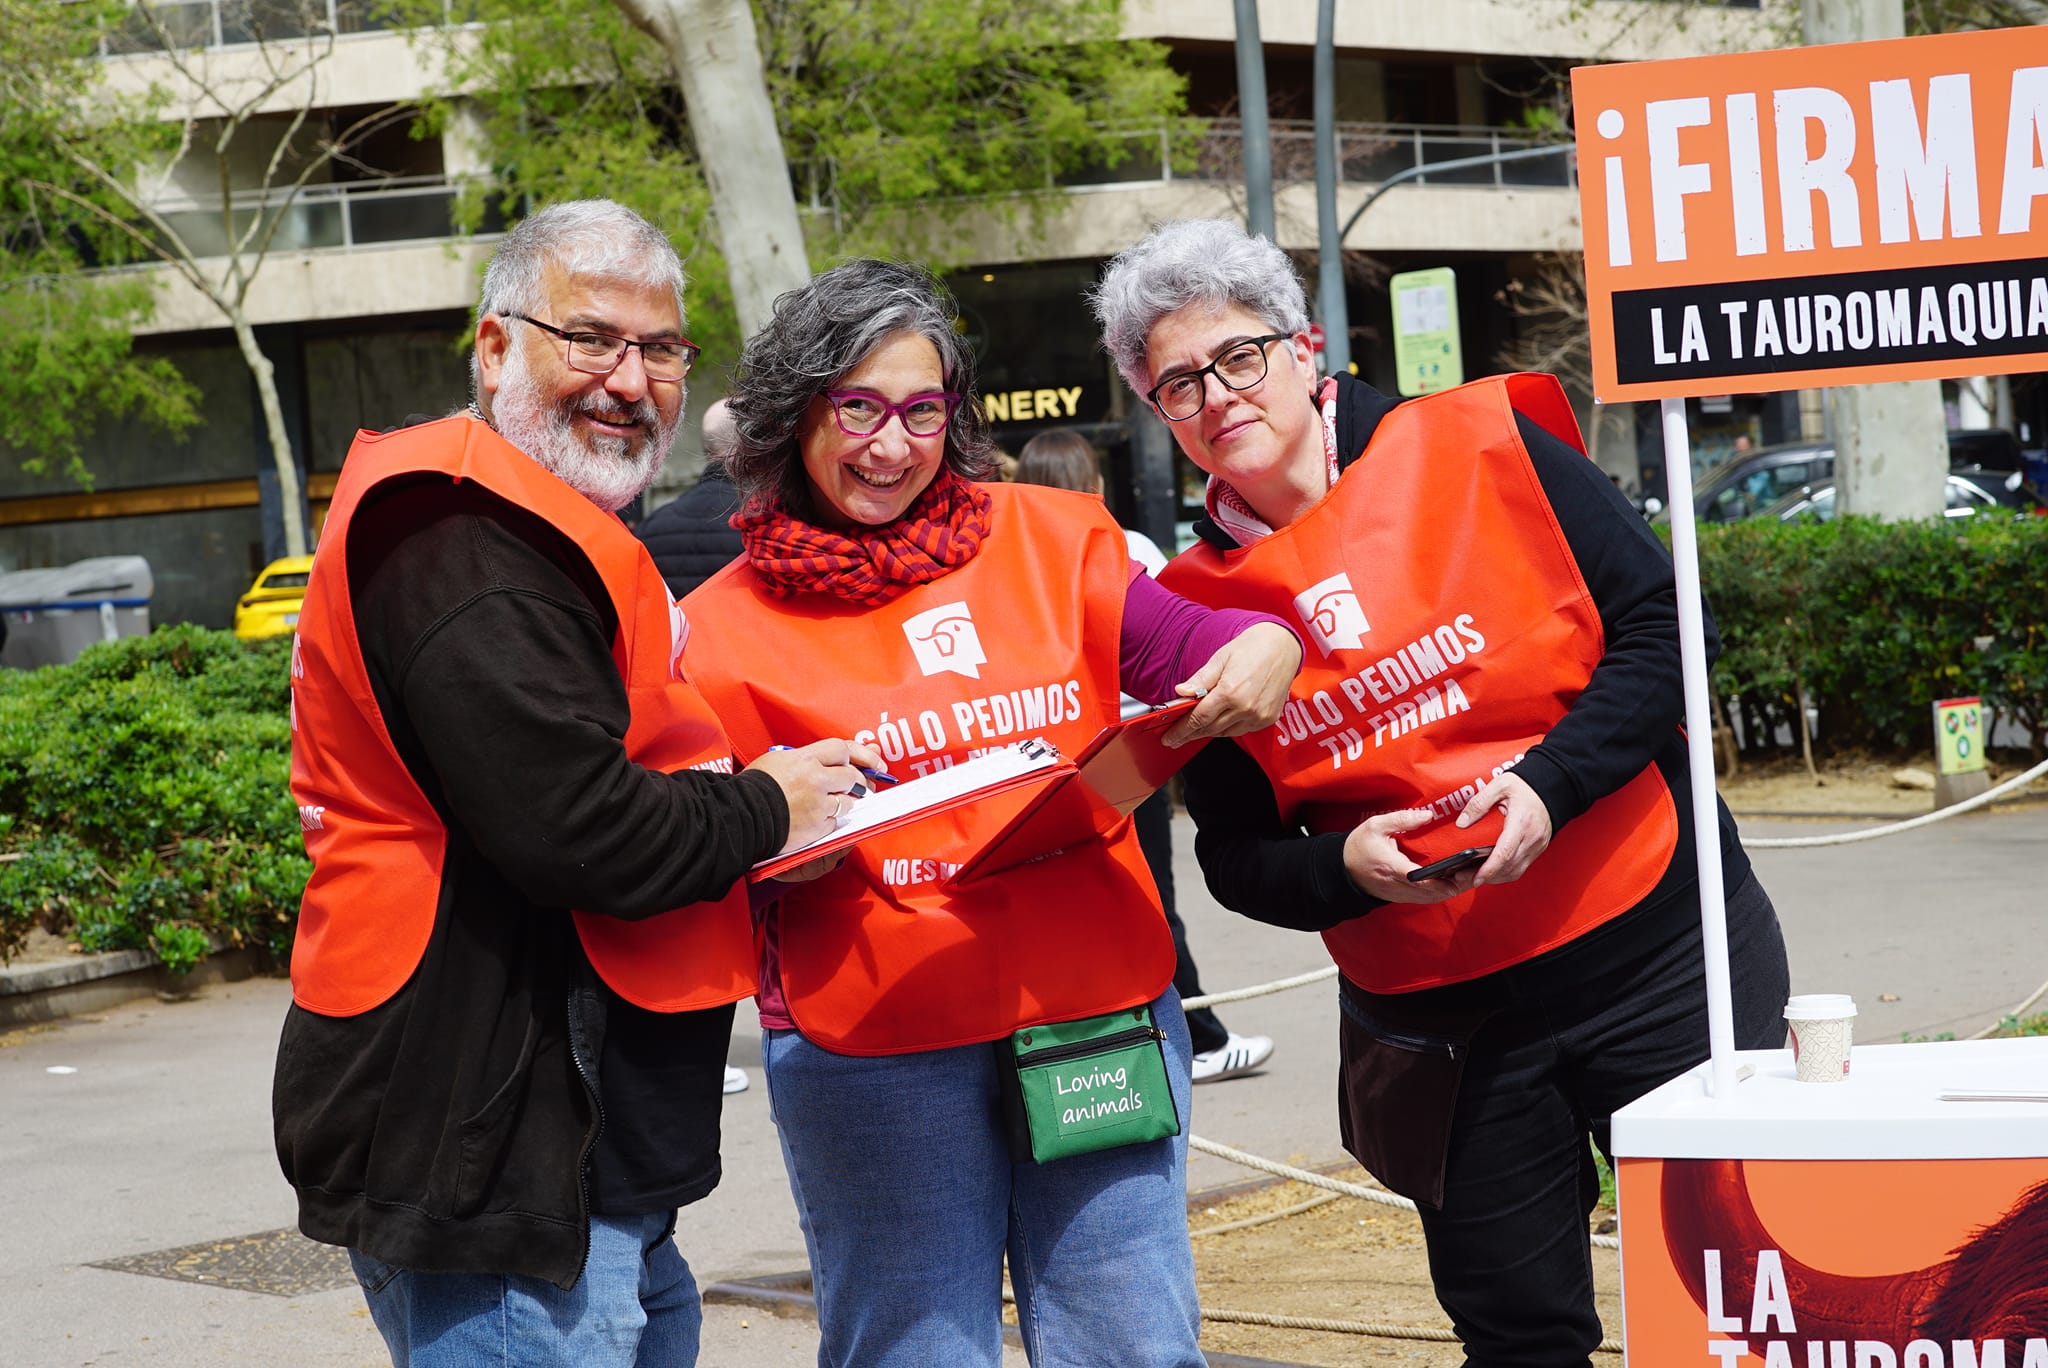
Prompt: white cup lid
<box><xmin>1784</xmin><ymin>993</ymin><xmax>1857</xmax><ymax>1020</ymax></box>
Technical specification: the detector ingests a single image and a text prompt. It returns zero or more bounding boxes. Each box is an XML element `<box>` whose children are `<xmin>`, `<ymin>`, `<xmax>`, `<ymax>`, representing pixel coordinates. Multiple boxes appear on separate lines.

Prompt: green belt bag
<box><xmin>997</xmin><ymin>1006</ymin><xmax>1182</xmax><ymax>1164</ymax></box>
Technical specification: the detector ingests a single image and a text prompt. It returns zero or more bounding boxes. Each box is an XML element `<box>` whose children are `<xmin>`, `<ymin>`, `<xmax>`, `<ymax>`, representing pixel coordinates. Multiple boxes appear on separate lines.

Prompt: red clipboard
<box><xmin>746</xmin><ymin>700</ymin><xmax>1207</xmax><ymax>884</ymax></box>
<box><xmin>945</xmin><ymin>698</ymin><xmax>1209</xmax><ymax>887</ymax></box>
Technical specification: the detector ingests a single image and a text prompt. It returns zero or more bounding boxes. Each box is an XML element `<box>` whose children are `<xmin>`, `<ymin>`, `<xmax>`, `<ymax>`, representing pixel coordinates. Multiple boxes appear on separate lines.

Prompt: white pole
<box><xmin>1659</xmin><ymin>396</ymin><xmax>1739</xmax><ymax>1098</ymax></box>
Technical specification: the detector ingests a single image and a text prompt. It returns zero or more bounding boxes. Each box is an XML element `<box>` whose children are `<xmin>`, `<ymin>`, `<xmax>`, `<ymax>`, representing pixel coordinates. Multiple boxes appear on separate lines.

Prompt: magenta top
<box><xmin>753</xmin><ymin>561</ymin><xmax>1292</xmax><ymax>1033</ymax></box>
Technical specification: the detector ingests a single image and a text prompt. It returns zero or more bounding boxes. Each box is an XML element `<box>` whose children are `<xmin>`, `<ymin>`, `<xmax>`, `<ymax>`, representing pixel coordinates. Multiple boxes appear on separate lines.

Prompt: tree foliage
<box><xmin>404</xmin><ymin>0</ymin><xmax>1185</xmax><ymax>361</ymax></box>
<box><xmin>0</xmin><ymin>0</ymin><xmax>199</xmax><ymax>485</ymax></box>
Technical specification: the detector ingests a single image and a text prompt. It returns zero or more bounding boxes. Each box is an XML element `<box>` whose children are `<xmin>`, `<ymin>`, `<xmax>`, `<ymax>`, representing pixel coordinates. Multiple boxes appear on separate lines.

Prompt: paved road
<box><xmin>2</xmin><ymin>801</ymin><xmax>2041</xmax><ymax>1366</ymax></box>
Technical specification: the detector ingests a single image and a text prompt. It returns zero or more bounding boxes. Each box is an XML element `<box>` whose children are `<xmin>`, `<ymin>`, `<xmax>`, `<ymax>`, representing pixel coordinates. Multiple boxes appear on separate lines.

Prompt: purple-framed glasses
<box><xmin>822</xmin><ymin>388</ymin><xmax>961</xmax><ymax>438</ymax></box>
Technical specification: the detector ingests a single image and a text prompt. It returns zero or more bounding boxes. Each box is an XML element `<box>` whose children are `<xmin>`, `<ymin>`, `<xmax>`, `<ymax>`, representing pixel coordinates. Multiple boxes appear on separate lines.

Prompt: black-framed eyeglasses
<box><xmin>822</xmin><ymin>388</ymin><xmax>961</xmax><ymax>438</ymax></box>
<box><xmin>1145</xmin><ymin>333</ymin><xmax>1294</xmax><ymax>422</ymax></box>
<box><xmin>509</xmin><ymin>313</ymin><xmax>700</xmax><ymax>382</ymax></box>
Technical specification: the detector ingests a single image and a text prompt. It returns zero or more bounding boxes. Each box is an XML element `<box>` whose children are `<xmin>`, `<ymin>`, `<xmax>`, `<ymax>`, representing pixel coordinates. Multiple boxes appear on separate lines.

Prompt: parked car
<box><xmin>1689</xmin><ymin>441</ymin><xmax>1836</xmax><ymax>523</ymax></box>
<box><xmin>1764</xmin><ymin>470</ymin><xmax>2043</xmax><ymax>524</ymax></box>
<box><xmin>233</xmin><ymin>555</ymin><xmax>313</xmax><ymax>641</ymax></box>
<box><xmin>1663</xmin><ymin>429</ymin><xmax>2030</xmax><ymax>524</ymax></box>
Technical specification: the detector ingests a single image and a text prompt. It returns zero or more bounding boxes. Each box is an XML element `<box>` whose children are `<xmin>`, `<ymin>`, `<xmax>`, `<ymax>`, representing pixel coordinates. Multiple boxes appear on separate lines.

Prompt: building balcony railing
<box><xmin>144</xmin><ymin>117</ymin><xmax>1566</xmax><ymax>265</ymax></box>
<box><xmin>1053</xmin><ymin>117</ymin><xmax>1578</xmax><ymax>194</ymax></box>
<box><xmin>148</xmin><ymin>174</ymin><xmax>500</xmax><ymax>259</ymax></box>
<box><xmin>97</xmin><ymin>0</ymin><xmax>424</xmax><ymax>56</ymax></box>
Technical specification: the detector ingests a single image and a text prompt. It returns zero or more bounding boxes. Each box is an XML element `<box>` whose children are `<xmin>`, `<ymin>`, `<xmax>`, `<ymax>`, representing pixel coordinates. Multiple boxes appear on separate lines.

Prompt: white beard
<box><xmin>491</xmin><ymin>345</ymin><xmax>678</xmax><ymax>513</ymax></box>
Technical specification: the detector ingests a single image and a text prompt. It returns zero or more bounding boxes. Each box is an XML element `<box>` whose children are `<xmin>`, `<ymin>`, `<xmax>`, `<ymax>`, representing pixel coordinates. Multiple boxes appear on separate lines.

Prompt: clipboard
<box><xmin>945</xmin><ymin>697</ymin><xmax>1208</xmax><ymax>887</ymax></box>
<box><xmin>747</xmin><ymin>699</ymin><xmax>1206</xmax><ymax>884</ymax></box>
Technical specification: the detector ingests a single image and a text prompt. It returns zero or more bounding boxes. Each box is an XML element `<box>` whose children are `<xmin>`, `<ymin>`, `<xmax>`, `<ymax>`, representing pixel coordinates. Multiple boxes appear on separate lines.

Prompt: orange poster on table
<box><xmin>1572</xmin><ymin>28</ymin><xmax>2048</xmax><ymax>401</ymax></box>
<box><xmin>1618</xmin><ymin>1155</ymin><xmax>2048</xmax><ymax>1365</ymax></box>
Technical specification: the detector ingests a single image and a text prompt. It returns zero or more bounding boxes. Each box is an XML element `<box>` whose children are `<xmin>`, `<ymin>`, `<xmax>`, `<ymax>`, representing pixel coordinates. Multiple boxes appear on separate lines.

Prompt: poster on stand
<box><xmin>1618</xmin><ymin>1154</ymin><xmax>2048</xmax><ymax>1366</ymax></box>
<box><xmin>1572</xmin><ymin>27</ymin><xmax>2048</xmax><ymax>402</ymax></box>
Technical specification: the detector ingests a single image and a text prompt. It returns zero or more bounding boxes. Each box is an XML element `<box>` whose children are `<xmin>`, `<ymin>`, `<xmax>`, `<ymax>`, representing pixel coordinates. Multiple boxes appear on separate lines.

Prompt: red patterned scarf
<box><xmin>735</xmin><ymin>468</ymin><xmax>994</xmax><ymax>605</ymax></box>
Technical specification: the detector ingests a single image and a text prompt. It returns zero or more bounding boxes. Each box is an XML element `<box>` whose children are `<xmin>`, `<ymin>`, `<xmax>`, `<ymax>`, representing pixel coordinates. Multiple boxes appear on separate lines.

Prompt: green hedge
<box><xmin>0</xmin><ymin>625</ymin><xmax>306</xmax><ymax>970</ymax></box>
<box><xmin>1697</xmin><ymin>514</ymin><xmax>2048</xmax><ymax>758</ymax></box>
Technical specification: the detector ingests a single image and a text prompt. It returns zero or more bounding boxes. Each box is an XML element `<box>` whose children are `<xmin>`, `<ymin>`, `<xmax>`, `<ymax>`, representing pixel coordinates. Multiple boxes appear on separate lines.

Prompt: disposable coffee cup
<box><xmin>1783</xmin><ymin>994</ymin><xmax>1856</xmax><ymax>1084</ymax></box>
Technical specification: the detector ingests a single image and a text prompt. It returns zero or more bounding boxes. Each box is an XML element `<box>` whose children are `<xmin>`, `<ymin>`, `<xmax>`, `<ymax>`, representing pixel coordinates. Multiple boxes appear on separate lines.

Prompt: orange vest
<box><xmin>1158</xmin><ymin>375</ymin><xmax>1677</xmax><ymax>994</ymax></box>
<box><xmin>681</xmin><ymin>484</ymin><xmax>1173</xmax><ymax>1056</ymax></box>
<box><xmin>288</xmin><ymin>414</ymin><xmax>756</xmax><ymax>1017</ymax></box>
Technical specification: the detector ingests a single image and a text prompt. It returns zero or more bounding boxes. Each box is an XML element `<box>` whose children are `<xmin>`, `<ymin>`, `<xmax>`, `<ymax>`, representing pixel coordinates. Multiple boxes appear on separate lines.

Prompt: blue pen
<box><xmin>766</xmin><ymin>745</ymin><xmax>899</xmax><ymax>789</ymax></box>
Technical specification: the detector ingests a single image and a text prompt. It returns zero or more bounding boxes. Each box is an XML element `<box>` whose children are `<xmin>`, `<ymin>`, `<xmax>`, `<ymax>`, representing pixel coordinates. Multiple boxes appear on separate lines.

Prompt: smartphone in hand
<box><xmin>1406</xmin><ymin>846</ymin><xmax>1494</xmax><ymax>883</ymax></box>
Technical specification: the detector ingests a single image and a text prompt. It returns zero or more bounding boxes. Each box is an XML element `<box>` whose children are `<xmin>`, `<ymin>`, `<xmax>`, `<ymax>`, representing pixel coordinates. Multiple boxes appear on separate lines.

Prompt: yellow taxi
<box><xmin>233</xmin><ymin>555</ymin><xmax>314</xmax><ymax>641</ymax></box>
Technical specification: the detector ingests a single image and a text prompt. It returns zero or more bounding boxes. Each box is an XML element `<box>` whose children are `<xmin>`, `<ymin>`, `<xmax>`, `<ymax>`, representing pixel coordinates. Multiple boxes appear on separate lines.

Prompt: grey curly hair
<box><xmin>1090</xmin><ymin>219</ymin><xmax>1310</xmax><ymax>397</ymax></box>
<box><xmin>725</xmin><ymin>258</ymin><xmax>994</xmax><ymax>514</ymax></box>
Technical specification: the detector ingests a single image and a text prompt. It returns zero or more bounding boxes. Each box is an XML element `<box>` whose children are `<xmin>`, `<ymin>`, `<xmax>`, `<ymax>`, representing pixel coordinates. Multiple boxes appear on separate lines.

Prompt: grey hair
<box><xmin>1090</xmin><ymin>219</ymin><xmax>1310</xmax><ymax>396</ymax></box>
<box><xmin>473</xmin><ymin>200</ymin><xmax>686</xmax><ymax>391</ymax></box>
<box><xmin>725</xmin><ymin>258</ymin><xmax>994</xmax><ymax>513</ymax></box>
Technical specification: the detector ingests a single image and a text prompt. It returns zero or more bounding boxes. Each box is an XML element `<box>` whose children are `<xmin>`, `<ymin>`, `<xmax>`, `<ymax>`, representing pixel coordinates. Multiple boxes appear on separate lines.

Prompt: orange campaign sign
<box><xmin>1571</xmin><ymin>29</ymin><xmax>2048</xmax><ymax>401</ymax></box>
<box><xmin>1617</xmin><ymin>1155</ymin><xmax>2048</xmax><ymax>1366</ymax></box>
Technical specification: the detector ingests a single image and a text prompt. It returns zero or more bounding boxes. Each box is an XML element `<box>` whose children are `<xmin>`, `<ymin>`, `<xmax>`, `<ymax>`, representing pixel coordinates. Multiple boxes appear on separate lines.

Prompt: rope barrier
<box><xmin>1967</xmin><ymin>972</ymin><xmax>2048</xmax><ymax>1040</ymax></box>
<box><xmin>1181</xmin><ymin>964</ymin><xmax>1336</xmax><ymax>1011</ymax></box>
<box><xmin>1741</xmin><ymin>756</ymin><xmax>2048</xmax><ymax>848</ymax></box>
<box><xmin>1189</xmin><ymin>1136</ymin><xmax>1621</xmax><ymax>1250</ymax></box>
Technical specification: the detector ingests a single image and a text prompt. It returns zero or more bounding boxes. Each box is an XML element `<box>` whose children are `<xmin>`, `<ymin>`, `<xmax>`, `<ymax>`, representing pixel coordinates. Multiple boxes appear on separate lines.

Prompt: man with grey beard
<box><xmin>275</xmin><ymin>199</ymin><xmax>880</xmax><ymax>1368</ymax></box>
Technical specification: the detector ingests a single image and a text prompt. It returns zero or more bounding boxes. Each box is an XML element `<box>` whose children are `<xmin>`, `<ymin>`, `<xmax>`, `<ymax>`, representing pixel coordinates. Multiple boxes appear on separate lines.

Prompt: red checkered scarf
<box><xmin>734</xmin><ymin>468</ymin><xmax>994</xmax><ymax>605</ymax></box>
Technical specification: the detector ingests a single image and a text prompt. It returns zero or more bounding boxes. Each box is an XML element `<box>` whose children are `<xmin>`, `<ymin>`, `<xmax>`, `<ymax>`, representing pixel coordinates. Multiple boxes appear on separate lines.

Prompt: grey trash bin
<box><xmin>0</xmin><ymin>556</ymin><xmax>154</xmax><ymax>670</ymax></box>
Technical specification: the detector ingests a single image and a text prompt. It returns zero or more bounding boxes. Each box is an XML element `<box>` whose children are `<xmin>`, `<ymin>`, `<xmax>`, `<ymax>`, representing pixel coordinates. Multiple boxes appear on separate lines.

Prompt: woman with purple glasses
<box><xmin>677</xmin><ymin>258</ymin><xmax>1303</xmax><ymax>1366</ymax></box>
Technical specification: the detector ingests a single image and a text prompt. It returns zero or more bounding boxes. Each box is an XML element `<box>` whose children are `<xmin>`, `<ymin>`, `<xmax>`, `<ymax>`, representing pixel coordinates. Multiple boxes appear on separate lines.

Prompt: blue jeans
<box><xmin>762</xmin><ymin>988</ymin><xmax>1204</xmax><ymax>1368</ymax></box>
<box><xmin>348</xmin><ymin>1210</ymin><xmax>700</xmax><ymax>1367</ymax></box>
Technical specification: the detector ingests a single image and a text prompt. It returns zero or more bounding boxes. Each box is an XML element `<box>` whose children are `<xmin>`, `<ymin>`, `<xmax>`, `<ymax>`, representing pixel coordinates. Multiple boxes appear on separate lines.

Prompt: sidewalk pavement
<box><xmin>3</xmin><ymin>804</ymin><xmax>2043</xmax><ymax>1366</ymax></box>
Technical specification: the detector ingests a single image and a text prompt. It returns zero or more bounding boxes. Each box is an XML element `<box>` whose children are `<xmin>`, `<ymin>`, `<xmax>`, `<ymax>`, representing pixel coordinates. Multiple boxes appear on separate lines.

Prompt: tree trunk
<box><xmin>231</xmin><ymin>316</ymin><xmax>308</xmax><ymax>559</ymax></box>
<box><xmin>613</xmin><ymin>0</ymin><xmax>810</xmax><ymax>334</ymax></box>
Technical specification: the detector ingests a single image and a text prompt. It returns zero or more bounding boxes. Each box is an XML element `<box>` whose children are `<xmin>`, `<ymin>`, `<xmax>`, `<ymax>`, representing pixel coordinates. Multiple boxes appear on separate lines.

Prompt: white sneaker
<box><xmin>722</xmin><ymin>1066</ymin><xmax>749</xmax><ymax>1095</ymax></box>
<box><xmin>1190</xmin><ymin>1033</ymin><xmax>1274</xmax><ymax>1084</ymax></box>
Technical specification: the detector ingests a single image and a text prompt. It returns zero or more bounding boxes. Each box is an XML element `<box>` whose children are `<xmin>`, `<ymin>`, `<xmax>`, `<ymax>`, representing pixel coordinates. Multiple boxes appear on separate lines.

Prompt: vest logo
<box><xmin>1294</xmin><ymin>572</ymin><xmax>1370</xmax><ymax>656</ymax></box>
<box><xmin>903</xmin><ymin>601</ymin><xmax>986</xmax><ymax>679</ymax></box>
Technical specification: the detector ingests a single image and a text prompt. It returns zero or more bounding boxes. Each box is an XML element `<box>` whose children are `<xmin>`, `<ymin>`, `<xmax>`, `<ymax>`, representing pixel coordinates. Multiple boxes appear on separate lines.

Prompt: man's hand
<box><xmin>1455</xmin><ymin>771</ymin><xmax>1552</xmax><ymax>886</ymax></box>
<box><xmin>745</xmin><ymin>738</ymin><xmax>886</xmax><ymax>855</ymax></box>
<box><xmin>1163</xmin><ymin>622</ymin><xmax>1303</xmax><ymax>747</ymax></box>
<box><xmin>1342</xmin><ymin>809</ymin><xmax>1480</xmax><ymax>903</ymax></box>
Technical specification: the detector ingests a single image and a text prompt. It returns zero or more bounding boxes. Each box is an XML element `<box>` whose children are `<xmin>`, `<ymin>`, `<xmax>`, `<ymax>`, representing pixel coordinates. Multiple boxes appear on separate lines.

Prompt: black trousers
<box><xmin>1133</xmin><ymin>788</ymin><xmax>1230</xmax><ymax>1055</ymax></box>
<box><xmin>1413</xmin><ymin>873</ymin><xmax>1790</xmax><ymax>1367</ymax></box>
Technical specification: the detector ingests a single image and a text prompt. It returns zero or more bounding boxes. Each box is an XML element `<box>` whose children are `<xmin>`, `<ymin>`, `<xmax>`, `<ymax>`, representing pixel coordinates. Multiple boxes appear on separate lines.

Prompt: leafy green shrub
<box><xmin>1697</xmin><ymin>514</ymin><xmax>2048</xmax><ymax>759</ymax></box>
<box><xmin>0</xmin><ymin>625</ymin><xmax>305</xmax><ymax>970</ymax></box>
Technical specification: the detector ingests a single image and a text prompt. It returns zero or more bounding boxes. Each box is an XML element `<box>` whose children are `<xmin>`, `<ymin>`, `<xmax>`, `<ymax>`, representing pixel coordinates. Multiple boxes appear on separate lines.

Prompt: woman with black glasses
<box><xmin>675</xmin><ymin>258</ymin><xmax>1301</xmax><ymax>1367</ymax></box>
<box><xmin>1091</xmin><ymin>218</ymin><xmax>1791</xmax><ymax>1367</ymax></box>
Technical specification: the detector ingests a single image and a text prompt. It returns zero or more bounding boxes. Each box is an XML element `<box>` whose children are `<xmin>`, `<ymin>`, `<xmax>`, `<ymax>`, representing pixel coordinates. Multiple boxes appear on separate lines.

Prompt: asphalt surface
<box><xmin>2</xmin><ymin>800</ymin><xmax>2042</xmax><ymax>1367</ymax></box>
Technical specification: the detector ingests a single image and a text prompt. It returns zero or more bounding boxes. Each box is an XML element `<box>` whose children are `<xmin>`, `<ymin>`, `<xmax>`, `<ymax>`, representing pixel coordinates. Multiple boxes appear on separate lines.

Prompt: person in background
<box><xmin>680</xmin><ymin>257</ymin><xmax>1304</xmax><ymax>1366</ymax></box>
<box><xmin>1012</xmin><ymin>426</ymin><xmax>1276</xmax><ymax>1084</ymax></box>
<box><xmin>638</xmin><ymin>398</ymin><xmax>745</xmax><ymax>601</ymax></box>
<box><xmin>274</xmin><ymin>199</ymin><xmax>877</xmax><ymax>1368</ymax></box>
<box><xmin>1091</xmin><ymin>217</ymin><xmax>1790</xmax><ymax>1367</ymax></box>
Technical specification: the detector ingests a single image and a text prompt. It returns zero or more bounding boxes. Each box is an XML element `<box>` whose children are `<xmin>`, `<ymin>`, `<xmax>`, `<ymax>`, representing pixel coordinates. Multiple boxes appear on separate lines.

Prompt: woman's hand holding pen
<box><xmin>1163</xmin><ymin>622</ymin><xmax>1303</xmax><ymax>747</ymax></box>
<box><xmin>747</xmin><ymin>738</ymin><xmax>888</xmax><ymax>854</ymax></box>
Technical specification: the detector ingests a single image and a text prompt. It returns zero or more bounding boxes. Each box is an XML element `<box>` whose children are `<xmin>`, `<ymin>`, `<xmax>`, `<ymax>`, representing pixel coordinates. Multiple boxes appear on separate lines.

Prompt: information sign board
<box><xmin>1390</xmin><ymin>267</ymin><xmax>1462</xmax><ymax>396</ymax></box>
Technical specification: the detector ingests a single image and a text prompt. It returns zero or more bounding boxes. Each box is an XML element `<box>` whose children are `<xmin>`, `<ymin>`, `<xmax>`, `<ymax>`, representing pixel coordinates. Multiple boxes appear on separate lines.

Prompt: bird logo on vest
<box><xmin>903</xmin><ymin>601</ymin><xmax>987</xmax><ymax>679</ymax></box>
<box><xmin>1293</xmin><ymin>572</ymin><xmax>1370</xmax><ymax>657</ymax></box>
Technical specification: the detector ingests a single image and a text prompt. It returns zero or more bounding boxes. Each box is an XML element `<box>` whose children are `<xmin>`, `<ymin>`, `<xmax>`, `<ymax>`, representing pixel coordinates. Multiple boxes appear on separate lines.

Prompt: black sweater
<box><xmin>1179</xmin><ymin>375</ymin><xmax>1751</xmax><ymax>1007</ymax></box>
<box><xmin>637</xmin><ymin>462</ymin><xmax>745</xmax><ymax>598</ymax></box>
<box><xmin>274</xmin><ymin>474</ymin><xmax>786</xmax><ymax>1287</ymax></box>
